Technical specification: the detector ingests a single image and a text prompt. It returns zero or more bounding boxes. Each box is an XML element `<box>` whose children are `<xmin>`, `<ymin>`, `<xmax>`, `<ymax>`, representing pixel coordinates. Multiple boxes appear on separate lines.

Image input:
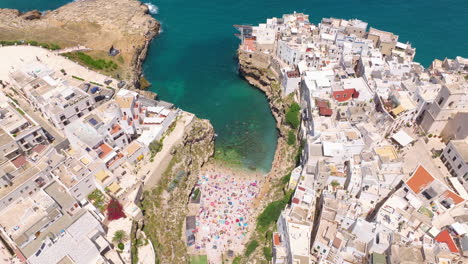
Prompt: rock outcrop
<box><xmin>20</xmin><ymin>10</ymin><xmax>42</xmax><ymax>20</ymax></box>
<box><xmin>0</xmin><ymin>0</ymin><xmax>159</xmax><ymax>87</ymax></box>
<box><xmin>140</xmin><ymin>117</ymin><xmax>215</xmax><ymax>263</ymax></box>
<box><xmin>238</xmin><ymin>50</ymin><xmax>287</xmax><ymax>138</ymax></box>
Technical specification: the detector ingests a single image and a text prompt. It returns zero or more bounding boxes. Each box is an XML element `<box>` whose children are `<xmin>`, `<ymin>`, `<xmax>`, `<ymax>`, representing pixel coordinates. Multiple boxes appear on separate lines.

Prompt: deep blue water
<box><xmin>1</xmin><ymin>0</ymin><xmax>467</xmax><ymax>171</ymax></box>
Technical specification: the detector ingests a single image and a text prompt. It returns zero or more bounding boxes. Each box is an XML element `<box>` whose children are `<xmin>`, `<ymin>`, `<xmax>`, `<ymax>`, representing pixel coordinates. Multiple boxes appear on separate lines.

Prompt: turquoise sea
<box><xmin>1</xmin><ymin>0</ymin><xmax>467</xmax><ymax>171</ymax></box>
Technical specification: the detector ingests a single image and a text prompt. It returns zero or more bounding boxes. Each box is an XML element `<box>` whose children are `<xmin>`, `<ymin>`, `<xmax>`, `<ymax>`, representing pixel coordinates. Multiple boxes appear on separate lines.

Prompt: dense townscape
<box><xmin>0</xmin><ymin>46</ymin><xmax>183</xmax><ymax>263</ymax></box>
<box><xmin>0</xmin><ymin>2</ymin><xmax>467</xmax><ymax>263</ymax></box>
<box><xmin>237</xmin><ymin>13</ymin><xmax>468</xmax><ymax>264</ymax></box>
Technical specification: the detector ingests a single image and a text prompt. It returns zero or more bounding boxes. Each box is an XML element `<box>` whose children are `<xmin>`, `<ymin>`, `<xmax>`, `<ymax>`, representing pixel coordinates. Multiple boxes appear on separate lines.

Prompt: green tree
<box><xmin>112</xmin><ymin>230</ymin><xmax>128</xmax><ymax>243</ymax></box>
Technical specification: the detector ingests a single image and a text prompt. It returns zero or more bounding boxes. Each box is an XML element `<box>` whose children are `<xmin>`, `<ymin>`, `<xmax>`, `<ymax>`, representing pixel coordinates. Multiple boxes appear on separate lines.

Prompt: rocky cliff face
<box><xmin>238</xmin><ymin>50</ymin><xmax>287</xmax><ymax>137</ymax></box>
<box><xmin>140</xmin><ymin>117</ymin><xmax>215</xmax><ymax>263</ymax></box>
<box><xmin>0</xmin><ymin>0</ymin><xmax>159</xmax><ymax>87</ymax></box>
<box><xmin>238</xmin><ymin>50</ymin><xmax>302</xmax><ymax>263</ymax></box>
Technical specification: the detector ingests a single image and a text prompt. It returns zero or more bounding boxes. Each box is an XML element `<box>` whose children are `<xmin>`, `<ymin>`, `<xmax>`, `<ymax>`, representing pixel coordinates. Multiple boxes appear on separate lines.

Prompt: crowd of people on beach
<box><xmin>193</xmin><ymin>171</ymin><xmax>260</xmax><ymax>261</ymax></box>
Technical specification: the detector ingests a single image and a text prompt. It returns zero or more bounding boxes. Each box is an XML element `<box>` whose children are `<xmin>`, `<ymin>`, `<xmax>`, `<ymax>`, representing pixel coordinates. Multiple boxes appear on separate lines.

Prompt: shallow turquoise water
<box><xmin>1</xmin><ymin>0</ymin><xmax>467</xmax><ymax>171</ymax></box>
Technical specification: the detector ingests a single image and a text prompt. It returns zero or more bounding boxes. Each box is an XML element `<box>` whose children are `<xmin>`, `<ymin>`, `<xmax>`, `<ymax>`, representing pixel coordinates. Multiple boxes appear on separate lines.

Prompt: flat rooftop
<box><xmin>0</xmin><ymin>191</ymin><xmax>56</xmax><ymax>240</ymax></box>
<box><xmin>375</xmin><ymin>145</ymin><xmax>398</xmax><ymax>161</ymax></box>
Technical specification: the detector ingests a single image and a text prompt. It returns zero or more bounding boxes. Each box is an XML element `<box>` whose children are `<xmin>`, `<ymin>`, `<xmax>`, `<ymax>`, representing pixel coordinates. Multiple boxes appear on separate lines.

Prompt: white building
<box><xmin>441</xmin><ymin>139</ymin><xmax>468</xmax><ymax>187</ymax></box>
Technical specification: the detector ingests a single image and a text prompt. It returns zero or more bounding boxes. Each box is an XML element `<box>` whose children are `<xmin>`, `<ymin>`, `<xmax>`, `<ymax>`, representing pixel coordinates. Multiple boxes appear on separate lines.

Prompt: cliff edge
<box><xmin>0</xmin><ymin>0</ymin><xmax>159</xmax><ymax>87</ymax></box>
<box><xmin>140</xmin><ymin>117</ymin><xmax>215</xmax><ymax>263</ymax></box>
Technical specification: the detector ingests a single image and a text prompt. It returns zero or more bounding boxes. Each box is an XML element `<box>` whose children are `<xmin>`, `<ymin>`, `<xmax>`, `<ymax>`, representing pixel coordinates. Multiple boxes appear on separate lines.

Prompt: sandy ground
<box><xmin>189</xmin><ymin>162</ymin><xmax>266</xmax><ymax>263</ymax></box>
<box><xmin>0</xmin><ymin>46</ymin><xmax>117</xmax><ymax>86</ymax></box>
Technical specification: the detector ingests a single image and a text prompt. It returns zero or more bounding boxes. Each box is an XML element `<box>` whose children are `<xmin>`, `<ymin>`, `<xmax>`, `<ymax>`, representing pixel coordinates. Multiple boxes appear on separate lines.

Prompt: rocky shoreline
<box><xmin>237</xmin><ymin>49</ymin><xmax>300</xmax><ymax>263</ymax></box>
<box><xmin>0</xmin><ymin>0</ymin><xmax>159</xmax><ymax>88</ymax></box>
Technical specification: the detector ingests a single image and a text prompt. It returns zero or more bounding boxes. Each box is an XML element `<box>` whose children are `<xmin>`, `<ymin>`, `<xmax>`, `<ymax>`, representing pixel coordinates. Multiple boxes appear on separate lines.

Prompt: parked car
<box><xmin>90</xmin><ymin>86</ymin><xmax>100</xmax><ymax>94</ymax></box>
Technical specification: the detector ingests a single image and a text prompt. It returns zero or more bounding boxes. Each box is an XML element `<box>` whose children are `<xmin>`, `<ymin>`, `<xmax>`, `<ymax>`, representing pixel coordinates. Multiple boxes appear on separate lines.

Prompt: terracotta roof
<box><xmin>435</xmin><ymin>230</ymin><xmax>459</xmax><ymax>253</ymax></box>
<box><xmin>244</xmin><ymin>38</ymin><xmax>257</xmax><ymax>51</ymax></box>
<box><xmin>406</xmin><ymin>165</ymin><xmax>434</xmax><ymax>194</ymax></box>
<box><xmin>32</xmin><ymin>144</ymin><xmax>47</xmax><ymax>153</ymax></box>
<box><xmin>292</xmin><ymin>197</ymin><xmax>300</xmax><ymax>204</ymax></box>
<box><xmin>107</xmin><ymin>153</ymin><xmax>124</xmax><ymax>168</ymax></box>
<box><xmin>442</xmin><ymin>190</ymin><xmax>464</xmax><ymax>205</ymax></box>
<box><xmin>319</xmin><ymin>107</ymin><xmax>333</xmax><ymax>116</ymax></box>
<box><xmin>11</xmin><ymin>155</ymin><xmax>27</xmax><ymax>168</ymax></box>
<box><xmin>273</xmin><ymin>233</ymin><xmax>281</xmax><ymax>246</ymax></box>
<box><xmin>98</xmin><ymin>143</ymin><xmax>113</xmax><ymax>159</ymax></box>
<box><xmin>315</xmin><ymin>99</ymin><xmax>328</xmax><ymax>108</ymax></box>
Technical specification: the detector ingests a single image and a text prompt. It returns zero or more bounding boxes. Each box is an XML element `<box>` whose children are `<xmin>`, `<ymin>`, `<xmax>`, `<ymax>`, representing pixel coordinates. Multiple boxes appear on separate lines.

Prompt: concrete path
<box><xmin>143</xmin><ymin>112</ymin><xmax>195</xmax><ymax>190</ymax></box>
<box><xmin>54</xmin><ymin>45</ymin><xmax>91</xmax><ymax>54</ymax></box>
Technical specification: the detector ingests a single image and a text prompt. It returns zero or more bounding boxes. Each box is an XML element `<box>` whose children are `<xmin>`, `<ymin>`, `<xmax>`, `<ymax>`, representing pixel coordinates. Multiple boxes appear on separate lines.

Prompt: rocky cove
<box><xmin>0</xmin><ymin>0</ymin><xmax>295</xmax><ymax>262</ymax></box>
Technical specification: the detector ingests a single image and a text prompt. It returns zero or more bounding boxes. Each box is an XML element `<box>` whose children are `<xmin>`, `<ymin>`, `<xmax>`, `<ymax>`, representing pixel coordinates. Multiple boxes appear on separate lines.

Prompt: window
<box><xmin>453</xmin><ymin>156</ymin><xmax>457</xmax><ymax>161</ymax></box>
<box><xmin>448</xmin><ymin>101</ymin><xmax>454</xmax><ymax>107</ymax></box>
<box><xmin>448</xmin><ymin>149</ymin><xmax>452</xmax><ymax>154</ymax></box>
<box><xmin>343</xmin><ymin>94</ymin><xmax>347</xmax><ymax>98</ymax></box>
<box><xmin>458</xmin><ymin>164</ymin><xmax>462</xmax><ymax>169</ymax></box>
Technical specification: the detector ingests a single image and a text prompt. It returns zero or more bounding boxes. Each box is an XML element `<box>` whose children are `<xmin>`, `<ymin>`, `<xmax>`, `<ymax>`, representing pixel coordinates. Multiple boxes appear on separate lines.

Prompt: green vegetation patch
<box><xmin>287</xmin><ymin>130</ymin><xmax>296</xmax><ymax>145</ymax></box>
<box><xmin>117</xmin><ymin>243</ymin><xmax>124</xmax><ymax>250</ymax></box>
<box><xmin>285</xmin><ymin>102</ymin><xmax>301</xmax><ymax>129</ymax></box>
<box><xmin>190</xmin><ymin>255</ymin><xmax>208</xmax><ymax>264</ymax></box>
<box><xmin>245</xmin><ymin>240</ymin><xmax>259</xmax><ymax>257</ymax></box>
<box><xmin>281</xmin><ymin>172</ymin><xmax>291</xmax><ymax>185</ymax></box>
<box><xmin>90</xmin><ymin>81</ymin><xmax>104</xmax><ymax>87</ymax></box>
<box><xmin>15</xmin><ymin>107</ymin><xmax>25</xmax><ymax>115</ymax></box>
<box><xmin>263</xmin><ymin>246</ymin><xmax>272</xmax><ymax>261</ymax></box>
<box><xmin>87</xmin><ymin>189</ymin><xmax>106</xmax><ymax>211</ymax></box>
<box><xmin>256</xmin><ymin>192</ymin><xmax>291</xmax><ymax>233</ymax></box>
<box><xmin>0</xmin><ymin>40</ymin><xmax>60</xmax><ymax>50</ymax></box>
<box><xmin>72</xmin><ymin>75</ymin><xmax>85</xmax><ymax>81</ymax></box>
<box><xmin>149</xmin><ymin>139</ymin><xmax>163</xmax><ymax>160</ymax></box>
<box><xmin>64</xmin><ymin>52</ymin><xmax>118</xmax><ymax>71</ymax></box>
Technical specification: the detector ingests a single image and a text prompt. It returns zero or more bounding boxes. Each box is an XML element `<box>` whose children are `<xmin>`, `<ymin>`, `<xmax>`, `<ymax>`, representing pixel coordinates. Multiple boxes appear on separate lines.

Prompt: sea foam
<box><xmin>145</xmin><ymin>3</ymin><xmax>158</xmax><ymax>15</ymax></box>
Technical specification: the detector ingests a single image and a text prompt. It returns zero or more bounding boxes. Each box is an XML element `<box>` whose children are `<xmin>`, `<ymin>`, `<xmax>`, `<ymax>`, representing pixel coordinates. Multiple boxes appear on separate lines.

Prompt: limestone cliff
<box><xmin>0</xmin><ymin>0</ymin><xmax>159</xmax><ymax>87</ymax></box>
<box><xmin>140</xmin><ymin>117</ymin><xmax>215</xmax><ymax>263</ymax></box>
<box><xmin>238</xmin><ymin>50</ymin><xmax>286</xmax><ymax>137</ymax></box>
<box><xmin>237</xmin><ymin>49</ymin><xmax>301</xmax><ymax>263</ymax></box>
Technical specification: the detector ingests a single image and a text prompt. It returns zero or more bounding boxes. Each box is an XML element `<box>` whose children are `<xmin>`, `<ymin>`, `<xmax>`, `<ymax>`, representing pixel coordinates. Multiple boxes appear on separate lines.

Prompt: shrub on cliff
<box><xmin>285</xmin><ymin>102</ymin><xmax>301</xmax><ymax>129</ymax></box>
<box><xmin>256</xmin><ymin>190</ymin><xmax>294</xmax><ymax>233</ymax></box>
<box><xmin>245</xmin><ymin>240</ymin><xmax>259</xmax><ymax>257</ymax></box>
<box><xmin>64</xmin><ymin>52</ymin><xmax>118</xmax><ymax>71</ymax></box>
<box><xmin>287</xmin><ymin>130</ymin><xmax>296</xmax><ymax>145</ymax></box>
